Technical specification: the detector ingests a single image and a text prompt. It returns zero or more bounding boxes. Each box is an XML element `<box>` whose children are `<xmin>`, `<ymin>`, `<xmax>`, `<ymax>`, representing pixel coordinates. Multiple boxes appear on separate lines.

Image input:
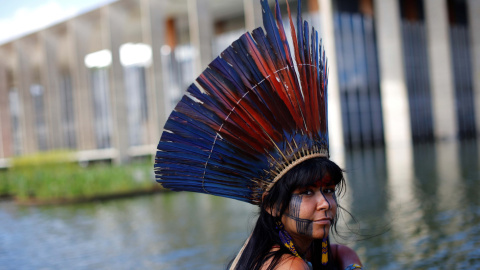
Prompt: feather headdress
<box><xmin>155</xmin><ymin>0</ymin><xmax>329</xmax><ymax>205</ymax></box>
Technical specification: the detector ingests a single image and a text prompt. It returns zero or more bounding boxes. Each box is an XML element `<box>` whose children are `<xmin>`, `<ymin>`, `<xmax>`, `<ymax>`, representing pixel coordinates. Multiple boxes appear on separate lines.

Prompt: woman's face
<box><xmin>281</xmin><ymin>176</ymin><xmax>337</xmax><ymax>241</ymax></box>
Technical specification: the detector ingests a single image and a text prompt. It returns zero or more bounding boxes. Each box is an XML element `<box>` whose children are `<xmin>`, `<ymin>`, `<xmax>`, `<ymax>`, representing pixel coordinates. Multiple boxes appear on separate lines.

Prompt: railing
<box><xmin>0</xmin><ymin>145</ymin><xmax>156</xmax><ymax>169</ymax></box>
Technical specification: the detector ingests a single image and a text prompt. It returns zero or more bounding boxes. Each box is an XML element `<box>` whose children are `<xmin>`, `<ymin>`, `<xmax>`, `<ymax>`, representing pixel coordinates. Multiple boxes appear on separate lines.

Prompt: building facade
<box><xmin>0</xmin><ymin>0</ymin><xmax>478</xmax><ymax>166</ymax></box>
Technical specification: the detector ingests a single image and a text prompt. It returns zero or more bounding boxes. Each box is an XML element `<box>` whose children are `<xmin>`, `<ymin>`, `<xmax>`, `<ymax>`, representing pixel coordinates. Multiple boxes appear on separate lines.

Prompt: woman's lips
<box><xmin>313</xmin><ymin>218</ymin><xmax>332</xmax><ymax>224</ymax></box>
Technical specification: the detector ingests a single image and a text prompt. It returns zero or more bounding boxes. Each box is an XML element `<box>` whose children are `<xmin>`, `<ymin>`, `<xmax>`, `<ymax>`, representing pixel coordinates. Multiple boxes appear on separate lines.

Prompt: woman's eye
<box><xmin>322</xmin><ymin>188</ymin><xmax>335</xmax><ymax>194</ymax></box>
<box><xmin>302</xmin><ymin>190</ymin><xmax>313</xmax><ymax>195</ymax></box>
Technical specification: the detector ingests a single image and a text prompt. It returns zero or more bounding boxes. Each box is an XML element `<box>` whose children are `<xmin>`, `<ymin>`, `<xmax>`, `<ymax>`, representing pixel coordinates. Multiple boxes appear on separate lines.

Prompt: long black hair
<box><xmin>228</xmin><ymin>157</ymin><xmax>345</xmax><ymax>270</ymax></box>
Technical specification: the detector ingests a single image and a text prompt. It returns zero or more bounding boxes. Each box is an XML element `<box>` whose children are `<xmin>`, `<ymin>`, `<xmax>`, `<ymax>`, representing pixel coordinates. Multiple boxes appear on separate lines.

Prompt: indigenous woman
<box><xmin>228</xmin><ymin>158</ymin><xmax>363</xmax><ymax>269</ymax></box>
<box><xmin>155</xmin><ymin>0</ymin><xmax>363</xmax><ymax>269</ymax></box>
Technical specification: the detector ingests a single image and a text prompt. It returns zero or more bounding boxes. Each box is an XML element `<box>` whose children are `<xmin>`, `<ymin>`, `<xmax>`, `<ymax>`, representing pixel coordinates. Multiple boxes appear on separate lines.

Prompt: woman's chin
<box><xmin>311</xmin><ymin>233</ymin><xmax>329</xmax><ymax>240</ymax></box>
<box><xmin>312</xmin><ymin>225</ymin><xmax>331</xmax><ymax>239</ymax></box>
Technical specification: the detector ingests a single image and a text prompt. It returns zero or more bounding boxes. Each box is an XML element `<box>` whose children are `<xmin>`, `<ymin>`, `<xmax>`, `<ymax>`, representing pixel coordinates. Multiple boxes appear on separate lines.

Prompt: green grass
<box><xmin>0</xmin><ymin>151</ymin><xmax>160</xmax><ymax>204</ymax></box>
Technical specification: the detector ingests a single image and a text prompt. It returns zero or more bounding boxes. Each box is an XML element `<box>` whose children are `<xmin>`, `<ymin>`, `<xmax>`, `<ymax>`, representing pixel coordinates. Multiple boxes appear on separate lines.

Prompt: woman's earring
<box><xmin>276</xmin><ymin>221</ymin><xmax>302</xmax><ymax>259</ymax></box>
<box><xmin>321</xmin><ymin>238</ymin><xmax>328</xmax><ymax>265</ymax></box>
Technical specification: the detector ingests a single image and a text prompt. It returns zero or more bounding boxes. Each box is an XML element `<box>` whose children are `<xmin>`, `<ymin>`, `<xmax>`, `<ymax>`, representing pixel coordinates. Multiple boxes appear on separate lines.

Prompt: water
<box><xmin>0</xmin><ymin>193</ymin><xmax>256</xmax><ymax>270</ymax></box>
<box><xmin>0</xmin><ymin>140</ymin><xmax>479</xmax><ymax>269</ymax></box>
<box><xmin>342</xmin><ymin>140</ymin><xmax>480</xmax><ymax>269</ymax></box>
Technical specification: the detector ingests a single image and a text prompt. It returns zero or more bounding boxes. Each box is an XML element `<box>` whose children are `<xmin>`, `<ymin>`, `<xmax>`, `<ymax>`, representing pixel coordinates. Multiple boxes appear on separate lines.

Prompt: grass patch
<box><xmin>0</xmin><ymin>151</ymin><xmax>160</xmax><ymax>204</ymax></box>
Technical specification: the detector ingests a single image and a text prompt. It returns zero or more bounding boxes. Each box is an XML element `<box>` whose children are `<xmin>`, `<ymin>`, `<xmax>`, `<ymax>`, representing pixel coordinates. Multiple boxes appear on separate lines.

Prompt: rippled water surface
<box><xmin>1</xmin><ymin>141</ymin><xmax>479</xmax><ymax>269</ymax></box>
<box><xmin>342</xmin><ymin>141</ymin><xmax>480</xmax><ymax>269</ymax></box>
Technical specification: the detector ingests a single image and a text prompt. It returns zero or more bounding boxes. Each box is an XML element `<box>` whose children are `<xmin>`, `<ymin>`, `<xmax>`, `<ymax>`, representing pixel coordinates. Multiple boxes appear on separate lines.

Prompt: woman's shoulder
<box><xmin>331</xmin><ymin>244</ymin><xmax>362</xmax><ymax>269</ymax></box>
<box><xmin>259</xmin><ymin>250</ymin><xmax>309</xmax><ymax>270</ymax></box>
<box><xmin>331</xmin><ymin>244</ymin><xmax>358</xmax><ymax>257</ymax></box>
<box><xmin>270</xmin><ymin>254</ymin><xmax>310</xmax><ymax>270</ymax></box>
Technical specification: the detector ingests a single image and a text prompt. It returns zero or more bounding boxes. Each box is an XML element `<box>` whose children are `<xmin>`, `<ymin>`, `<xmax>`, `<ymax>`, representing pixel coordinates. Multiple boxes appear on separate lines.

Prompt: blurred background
<box><xmin>0</xmin><ymin>0</ymin><xmax>479</xmax><ymax>269</ymax></box>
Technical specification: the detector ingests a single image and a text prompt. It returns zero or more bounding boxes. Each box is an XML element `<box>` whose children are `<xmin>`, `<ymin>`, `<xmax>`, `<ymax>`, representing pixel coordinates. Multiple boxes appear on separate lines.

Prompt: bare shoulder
<box><xmin>263</xmin><ymin>254</ymin><xmax>309</xmax><ymax>270</ymax></box>
<box><xmin>332</xmin><ymin>244</ymin><xmax>359</xmax><ymax>257</ymax></box>
<box><xmin>331</xmin><ymin>244</ymin><xmax>362</xmax><ymax>269</ymax></box>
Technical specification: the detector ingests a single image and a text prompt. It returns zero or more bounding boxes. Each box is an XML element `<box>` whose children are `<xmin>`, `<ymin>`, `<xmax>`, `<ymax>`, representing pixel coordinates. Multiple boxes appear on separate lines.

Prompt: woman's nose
<box><xmin>316</xmin><ymin>192</ymin><xmax>330</xmax><ymax>210</ymax></box>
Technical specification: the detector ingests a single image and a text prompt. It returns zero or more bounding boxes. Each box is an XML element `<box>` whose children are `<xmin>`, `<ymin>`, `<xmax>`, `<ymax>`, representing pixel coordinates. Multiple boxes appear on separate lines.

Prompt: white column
<box><xmin>318</xmin><ymin>0</ymin><xmax>345</xmax><ymax>167</ymax></box>
<box><xmin>0</xmin><ymin>49</ymin><xmax>11</xmax><ymax>158</ymax></box>
<box><xmin>373</xmin><ymin>0</ymin><xmax>413</xmax><ymax>200</ymax></box>
<box><xmin>68</xmin><ymin>19</ymin><xmax>96</xmax><ymax>151</ymax></box>
<box><xmin>424</xmin><ymin>0</ymin><xmax>457</xmax><ymax>140</ymax></box>
<box><xmin>188</xmin><ymin>0</ymin><xmax>213</xmax><ymax>75</ymax></box>
<box><xmin>141</xmin><ymin>0</ymin><xmax>166</xmax><ymax>145</ymax></box>
<box><xmin>104</xmin><ymin>5</ymin><xmax>129</xmax><ymax>164</ymax></box>
<box><xmin>243</xmin><ymin>0</ymin><xmax>263</xmax><ymax>32</ymax></box>
<box><xmin>467</xmin><ymin>0</ymin><xmax>480</xmax><ymax>137</ymax></box>
<box><xmin>14</xmin><ymin>40</ymin><xmax>36</xmax><ymax>154</ymax></box>
<box><xmin>373</xmin><ymin>0</ymin><xmax>412</xmax><ymax>148</ymax></box>
<box><xmin>40</xmin><ymin>30</ymin><xmax>63</xmax><ymax>150</ymax></box>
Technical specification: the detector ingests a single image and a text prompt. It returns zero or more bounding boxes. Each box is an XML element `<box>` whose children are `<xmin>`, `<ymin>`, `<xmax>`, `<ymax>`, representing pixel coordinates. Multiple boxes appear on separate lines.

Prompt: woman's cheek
<box><xmin>287</xmin><ymin>195</ymin><xmax>314</xmax><ymax>236</ymax></box>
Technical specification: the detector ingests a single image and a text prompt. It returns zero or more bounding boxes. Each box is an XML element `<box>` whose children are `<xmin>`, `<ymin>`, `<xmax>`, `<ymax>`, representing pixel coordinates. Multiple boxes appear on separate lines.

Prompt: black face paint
<box><xmin>287</xmin><ymin>194</ymin><xmax>313</xmax><ymax>236</ymax></box>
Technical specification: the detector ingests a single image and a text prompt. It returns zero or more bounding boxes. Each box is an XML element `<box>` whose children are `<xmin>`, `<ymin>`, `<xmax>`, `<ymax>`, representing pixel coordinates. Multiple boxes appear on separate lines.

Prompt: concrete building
<box><xmin>0</xmin><ymin>0</ymin><xmax>478</xmax><ymax>166</ymax></box>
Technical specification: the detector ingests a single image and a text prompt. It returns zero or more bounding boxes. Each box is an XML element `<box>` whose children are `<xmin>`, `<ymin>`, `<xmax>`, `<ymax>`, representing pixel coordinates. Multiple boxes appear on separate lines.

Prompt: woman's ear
<box><xmin>262</xmin><ymin>192</ymin><xmax>274</xmax><ymax>216</ymax></box>
<box><xmin>261</xmin><ymin>192</ymin><xmax>268</xmax><ymax>202</ymax></box>
<box><xmin>262</xmin><ymin>192</ymin><xmax>281</xmax><ymax>217</ymax></box>
<box><xmin>264</xmin><ymin>205</ymin><xmax>278</xmax><ymax>217</ymax></box>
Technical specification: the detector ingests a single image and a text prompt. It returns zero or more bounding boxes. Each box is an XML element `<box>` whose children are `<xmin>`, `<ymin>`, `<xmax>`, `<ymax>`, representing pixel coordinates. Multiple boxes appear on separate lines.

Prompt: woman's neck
<box><xmin>291</xmin><ymin>236</ymin><xmax>313</xmax><ymax>258</ymax></box>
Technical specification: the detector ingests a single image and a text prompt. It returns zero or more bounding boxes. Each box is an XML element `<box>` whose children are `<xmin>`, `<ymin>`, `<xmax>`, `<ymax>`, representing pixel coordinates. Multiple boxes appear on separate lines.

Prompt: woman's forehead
<box><xmin>300</xmin><ymin>173</ymin><xmax>335</xmax><ymax>188</ymax></box>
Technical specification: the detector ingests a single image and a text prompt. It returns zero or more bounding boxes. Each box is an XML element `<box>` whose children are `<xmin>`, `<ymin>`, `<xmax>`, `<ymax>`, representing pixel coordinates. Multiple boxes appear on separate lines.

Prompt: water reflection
<box><xmin>0</xmin><ymin>140</ymin><xmax>479</xmax><ymax>269</ymax></box>
<box><xmin>343</xmin><ymin>140</ymin><xmax>480</xmax><ymax>269</ymax></box>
